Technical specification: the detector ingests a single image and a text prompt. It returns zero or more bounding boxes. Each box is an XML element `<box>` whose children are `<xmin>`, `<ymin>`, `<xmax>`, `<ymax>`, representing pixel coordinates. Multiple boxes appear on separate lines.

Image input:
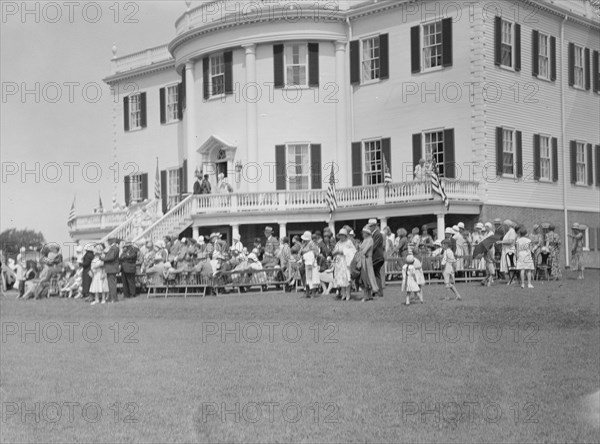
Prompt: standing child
<box><xmin>89</xmin><ymin>244</ymin><xmax>109</xmax><ymax>305</ymax></box>
<box><xmin>401</xmin><ymin>255</ymin><xmax>423</xmax><ymax>305</ymax></box>
<box><xmin>516</xmin><ymin>227</ymin><xmax>535</xmax><ymax>288</ymax></box>
<box><xmin>441</xmin><ymin>240</ymin><xmax>462</xmax><ymax>301</ymax></box>
<box><xmin>568</xmin><ymin>223</ymin><xmax>585</xmax><ymax>280</ymax></box>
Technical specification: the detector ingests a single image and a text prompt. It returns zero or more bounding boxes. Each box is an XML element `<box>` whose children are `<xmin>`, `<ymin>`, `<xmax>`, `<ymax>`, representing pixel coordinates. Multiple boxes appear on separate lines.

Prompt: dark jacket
<box><xmin>120</xmin><ymin>244</ymin><xmax>139</xmax><ymax>274</ymax></box>
<box><xmin>371</xmin><ymin>228</ymin><xmax>385</xmax><ymax>265</ymax></box>
<box><xmin>81</xmin><ymin>251</ymin><xmax>94</xmax><ymax>295</ymax></box>
<box><xmin>103</xmin><ymin>244</ymin><xmax>120</xmax><ymax>274</ymax></box>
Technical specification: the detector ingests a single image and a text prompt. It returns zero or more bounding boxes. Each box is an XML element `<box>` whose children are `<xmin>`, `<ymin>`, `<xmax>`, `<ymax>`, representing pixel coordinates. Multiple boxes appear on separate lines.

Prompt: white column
<box><xmin>278</xmin><ymin>222</ymin><xmax>287</xmax><ymax>240</ymax></box>
<box><xmin>335</xmin><ymin>41</ymin><xmax>348</xmax><ymax>187</ymax></box>
<box><xmin>243</xmin><ymin>44</ymin><xmax>258</xmax><ymax>192</ymax></box>
<box><xmin>328</xmin><ymin>220</ymin><xmax>335</xmax><ymax>234</ymax></box>
<box><xmin>436</xmin><ymin>213</ymin><xmax>445</xmax><ymax>241</ymax></box>
<box><xmin>185</xmin><ymin>60</ymin><xmax>196</xmax><ymax>192</ymax></box>
<box><xmin>380</xmin><ymin>217</ymin><xmax>388</xmax><ymax>231</ymax></box>
<box><xmin>192</xmin><ymin>226</ymin><xmax>199</xmax><ymax>239</ymax></box>
<box><xmin>231</xmin><ymin>223</ymin><xmax>240</xmax><ymax>241</ymax></box>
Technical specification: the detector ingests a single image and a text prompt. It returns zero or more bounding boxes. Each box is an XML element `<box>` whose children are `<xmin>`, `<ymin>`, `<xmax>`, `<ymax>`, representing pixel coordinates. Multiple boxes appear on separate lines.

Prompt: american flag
<box><xmin>326</xmin><ymin>163</ymin><xmax>338</xmax><ymax>217</ymax></box>
<box><xmin>67</xmin><ymin>195</ymin><xmax>76</xmax><ymax>228</ymax></box>
<box><xmin>154</xmin><ymin>157</ymin><xmax>161</xmax><ymax>199</ymax></box>
<box><xmin>382</xmin><ymin>153</ymin><xmax>392</xmax><ymax>184</ymax></box>
<box><xmin>430</xmin><ymin>160</ymin><xmax>449</xmax><ymax>211</ymax></box>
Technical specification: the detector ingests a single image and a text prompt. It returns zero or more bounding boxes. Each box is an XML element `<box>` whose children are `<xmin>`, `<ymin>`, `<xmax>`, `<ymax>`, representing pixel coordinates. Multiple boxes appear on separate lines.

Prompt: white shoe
<box><xmin>528</xmin><ymin>284</ymin><xmax>534</xmax><ymax>289</ymax></box>
<box><xmin>101</xmin><ymin>300</ymin><xmax>106</xmax><ymax>304</ymax></box>
<box><xmin>90</xmin><ymin>300</ymin><xmax>98</xmax><ymax>305</ymax></box>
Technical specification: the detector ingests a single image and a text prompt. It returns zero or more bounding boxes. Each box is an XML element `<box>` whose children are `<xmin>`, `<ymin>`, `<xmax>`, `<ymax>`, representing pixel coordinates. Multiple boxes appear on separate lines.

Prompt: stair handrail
<box><xmin>132</xmin><ymin>194</ymin><xmax>194</xmax><ymax>243</ymax></box>
<box><xmin>99</xmin><ymin>199</ymin><xmax>161</xmax><ymax>243</ymax></box>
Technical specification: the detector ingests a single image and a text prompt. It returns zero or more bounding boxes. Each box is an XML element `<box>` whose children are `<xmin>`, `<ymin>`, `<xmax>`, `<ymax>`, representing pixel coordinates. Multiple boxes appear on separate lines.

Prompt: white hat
<box><xmin>349</xmin><ymin>230</ymin><xmax>355</xmax><ymax>236</ymax></box>
<box><xmin>475</xmin><ymin>222</ymin><xmax>484</xmax><ymax>230</ymax></box>
<box><xmin>445</xmin><ymin>227</ymin><xmax>455</xmax><ymax>235</ymax></box>
<box><xmin>20</xmin><ymin>246</ymin><xmax>26</xmax><ymax>253</ymax></box>
<box><xmin>84</xmin><ymin>243</ymin><xmax>95</xmax><ymax>252</ymax></box>
<box><xmin>457</xmin><ymin>222</ymin><xmax>465</xmax><ymax>229</ymax></box>
<box><xmin>75</xmin><ymin>246</ymin><xmax>83</xmax><ymax>253</ymax></box>
<box><xmin>301</xmin><ymin>231</ymin><xmax>312</xmax><ymax>241</ymax></box>
<box><xmin>484</xmin><ymin>222</ymin><xmax>493</xmax><ymax>230</ymax></box>
<box><xmin>247</xmin><ymin>253</ymin><xmax>258</xmax><ymax>262</ymax></box>
<box><xmin>198</xmin><ymin>235</ymin><xmax>204</xmax><ymax>243</ymax></box>
<box><xmin>181</xmin><ymin>237</ymin><xmax>187</xmax><ymax>243</ymax></box>
<box><xmin>452</xmin><ymin>225</ymin><xmax>459</xmax><ymax>232</ymax></box>
<box><xmin>233</xmin><ymin>233</ymin><xmax>240</xmax><ymax>241</ymax></box>
<box><xmin>362</xmin><ymin>225</ymin><xmax>372</xmax><ymax>234</ymax></box>
<box><xmin>405</xmin><ymin>255</ymin><xmax>415</xmax><ymax>264</ymax></box>
<box><xmin>368</xmin><ymin>218</ymin><xmax>378</xmax><ymax>225</ymax></box>
<box><xmin>338</xmin><ymin>228</ymin><xmax>348</xmax><ymax>236</ymax></box>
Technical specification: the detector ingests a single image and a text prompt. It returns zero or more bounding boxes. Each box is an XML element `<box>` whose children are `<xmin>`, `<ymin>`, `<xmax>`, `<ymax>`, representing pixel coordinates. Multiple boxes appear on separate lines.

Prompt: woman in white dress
<box><xmin>89</xmin><ymin>244</ymin><xmax>109</xmax><ymax>305</ymax></box>
<box><xmin>332</xmin><ymin>228</ymin><xmax>357</xmax><ymax>301</ymax></box>
<box><xmin>500</xmin><ymin>220</ymin><xmax>518</xmax><ymax>277</ymax></box>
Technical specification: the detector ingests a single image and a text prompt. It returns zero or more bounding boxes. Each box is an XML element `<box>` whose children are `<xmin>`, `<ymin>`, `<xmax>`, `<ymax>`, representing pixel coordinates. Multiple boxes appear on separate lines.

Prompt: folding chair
<box><xmin>506</xmin><ymin>252</ymin><xmax>519</xmax><ymax>285</ymax></box>
<box><xmin>535</xmin><ymin>251</ymin><xmax>551</xmax><ymax>281</ymax></box>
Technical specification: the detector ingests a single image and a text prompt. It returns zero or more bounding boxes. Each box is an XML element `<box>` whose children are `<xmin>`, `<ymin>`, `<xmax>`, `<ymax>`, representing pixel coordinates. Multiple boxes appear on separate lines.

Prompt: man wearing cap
<box><xmin>119</xmin><ymin>240</ymin><xmax>139</xmax><ymax>299</ymax></box>
<box><xmin>102</xmin><ymin>237</ymin><xmax>120</xmax><ymax>303</ymax></box>
<box><xmin>368</xmin><ymin>218</ymin><xmax>385</xmax><ymax>297</ymax></box>
<box><xmin>263</xmin><ymin>226</ymin><xmax>279</xmax><ymax>267</ymax></box>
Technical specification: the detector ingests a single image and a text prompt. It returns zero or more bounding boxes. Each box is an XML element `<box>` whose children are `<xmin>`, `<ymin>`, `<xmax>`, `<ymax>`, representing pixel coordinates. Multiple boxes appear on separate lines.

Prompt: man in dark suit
<box><xmin>369</xmin><ymin>218</ymin><xmax>385</xmax><ymax>297</ymax></box>
<box><xmin>119</xmin><ymin>240</ymin><xmax>139</xmax><ymax>298</ymax></box>
<box><xmin>102</xmin><ymin>237</ymin><xmax>120</xmax><ymax>303</ymax></box>
<box><xmin>81</xmin><ymin>244</ymin><xmax>95</xmax><ymax>302</ymax></box>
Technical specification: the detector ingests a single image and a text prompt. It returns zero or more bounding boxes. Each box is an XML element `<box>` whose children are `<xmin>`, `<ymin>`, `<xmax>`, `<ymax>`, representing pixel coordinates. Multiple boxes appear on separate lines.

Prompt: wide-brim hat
<box><xmin>301</xmin><ymin>231</ymin><xmax>312</xmax><ymax>241</ymax></box>
<box><xmin>362</xmin><ymin>225</ymin><xmax>372</xmax><ymax>234</ymax></box>
<box><xmin>572</xmin><ymin>222</ymin><xmax>581</xmax><ymax>230</ymax></box>
<box><xmin>264</xmin><ymin>226</ymin><xmax>273</xmax><ymax>233</ymax></box>
<box><xmin>368</xmin><ymin>218</ymin><xmax>378</xmax><ymax>225</ymax></box>
<box><xmin>247</xmin><ymin>253</ymin><xmax>258</xmax><ymax>262</ymax></box>
<box><xmin>475</xmin><ymin>222</ymin><xmax>484</xmax><ymax>230</ymax></box>
<box><xmin>411</xmin><ymin>227</ymin><xmax>419</xmax><ymax>234</ymax></box>
<box><xmin>457</xmin><ymin>222</ymin><xmax>465</xmax><ymax>229</ymax></box>
<box><xmin>445</xmin><ymin>227</ymin><xmax>455</xmax><ymax>235</ymax></box>
<box><xmin>338</xmin><ymin>228</ymin><xmax>348</xmax><ymax>236</ymax></box>
<box><xmin>503</xmin><ymin>219</ymin><xmax>515</xmax><ymax>227</ymax></box>
<box><xmin>84</xmin><ymin>243</ymin><xmax>95</xmax><ymax>252</ymax></box>
<box><xmin>484</xmin><ymin>222</ymin><xmax>493</xmax><ymax>230</ymax></box>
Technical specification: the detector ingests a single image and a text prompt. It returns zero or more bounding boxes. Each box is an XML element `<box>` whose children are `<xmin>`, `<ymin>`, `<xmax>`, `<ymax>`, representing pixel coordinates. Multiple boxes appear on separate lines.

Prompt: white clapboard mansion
<box><xmin>69</xmin><ymin>0</ymin><xmax>600</xmax><ymax>267</ymax></box>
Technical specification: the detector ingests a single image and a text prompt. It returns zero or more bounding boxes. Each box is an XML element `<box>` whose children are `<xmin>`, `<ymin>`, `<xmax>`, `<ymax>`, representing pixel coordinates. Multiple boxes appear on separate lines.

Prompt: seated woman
<box><xmin>247</xmin><ymin>253</ymin><xmax>267</xmax><ymax>288</ymax></box>
<box><xmin>145</xmin><ymin>256</ymin><xmax>167</xmax><ymax>286</ymax></box>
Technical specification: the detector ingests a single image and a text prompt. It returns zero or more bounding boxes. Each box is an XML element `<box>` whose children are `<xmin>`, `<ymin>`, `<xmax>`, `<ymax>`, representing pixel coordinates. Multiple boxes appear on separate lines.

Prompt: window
<box><xmin>502</xmin><ymin>129</ymin><xmax>515</xmax><ymax>175</ymax></box>
<box><xmin>574</xmin><ymin>45</ymin><xmax>585</xmax><ymax>88</ymax></box>
<box><xmin>422</xmin><ymin>21</ymin><xmax>442</xmax><ymax>69</ymax></box>
<box><xmin>166</xmin><ymin>85</ymin><xmax>179</xmax><ymax>122</ymax></box>
<box><xmin>576</xmin><ymin>142</ymin><xmax>586</xmax><ymax>184</ymax></box>
<box><xmin>539</xmin><ymin>136</ymin><xmax>551</xmax><ymax>180</ymax></box>
<box><xmin>167</xmin><ymin>168</ymin><xmax>181</xmax><ymax>209</ymax></box>
<box><xmin>364</xmin><ymin>140</ymin><xmax>382</xmax><ymax>185</ymax></box>
<box><xmin>287</xmin><ymin>144</ymin><xmax>310</xmax><ymax>190</ymax></box>
<box><xmin>129</xmin><ymin>174</ymin><xmax>143</xmax><ymax>203</ymax></box>
<box><xmin>501</xmin><ymin>20</ymin><xmax>513</xmax><ymax>68</ymax></box>
<box><xmin>424</xmin><ymin>130</ymin><xmax>445</xmax><ymax>176</ymax></box>
<box><xmin>210</xmin><ymin>53</ymin><xmax>225</xmax><ymax>96</ymax></box>
<box><xmin>129</xmin><ymin>93</ymin><xmax>142</xmax><ymax>130</ymax></box>
<box><xmin>362</xmin><ymin>36</ymin><xmax>381</xmax><ymax>82</ymax></box>
<box><xmin>285</xmin><ymin>44</ymin><xmax>308</xmax><ymax>87</ymax></box>
<box><xmin>538</xmin><ymin>33</ymin><xmax>549</xmax><ymax>79</ymax></box>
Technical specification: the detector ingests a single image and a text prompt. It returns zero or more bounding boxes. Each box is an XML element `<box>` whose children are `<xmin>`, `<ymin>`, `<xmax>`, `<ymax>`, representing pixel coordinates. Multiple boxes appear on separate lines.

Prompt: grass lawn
<box><xmin>1</xmin><ymin>271</ymin><xmax>599</xmax><ymax>443</ymax></box>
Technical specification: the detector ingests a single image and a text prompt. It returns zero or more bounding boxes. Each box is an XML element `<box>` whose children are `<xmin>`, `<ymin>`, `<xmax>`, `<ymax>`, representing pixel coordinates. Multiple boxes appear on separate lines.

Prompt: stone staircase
<box><xmin>132</xmin><ymin>194</ymin><xmax>195</xmax><ymax>243</ymax></box>
<box><xmin>100</xmin><ymin>199</ymin><xmax>161</xmax><ymax>243</ymax></box>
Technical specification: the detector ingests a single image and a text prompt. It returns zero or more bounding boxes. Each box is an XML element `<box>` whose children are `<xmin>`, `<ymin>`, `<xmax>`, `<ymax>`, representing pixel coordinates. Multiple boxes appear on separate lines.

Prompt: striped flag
<box><xmin>430</xmin><ymin>160</ymin><xmax>449</xmax><ymax>211</ymax></box>
<box><xmin>112</xmin><ymin>195</ymin><xmax>119</xmax><ymax>211</ymax></box>
<box><xmin>326</xmin><ymin>163</ymin><xmax>338</xmax><ymax>218</ymax></box>
<box><xmin>67</xmin><ymin>195</ymin><xmax>76</xmax><ymax>228</ymax></box>
<box><xmin>382</xmin><ymin>153</ymin><xmax>392</xmax><ymax>184</ymax></box>
<box><xmin>154</xmin><ymin>157</ymin><xmax>160</xmax><ymax>199</ymax></box>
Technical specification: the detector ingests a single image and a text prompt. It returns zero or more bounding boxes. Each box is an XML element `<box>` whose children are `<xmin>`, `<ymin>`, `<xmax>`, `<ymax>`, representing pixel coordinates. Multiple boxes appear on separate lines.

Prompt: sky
<box><xmin>1</xmin><ymin>0</ymin><xmax>185</xmax><ymax>249</ymax></box>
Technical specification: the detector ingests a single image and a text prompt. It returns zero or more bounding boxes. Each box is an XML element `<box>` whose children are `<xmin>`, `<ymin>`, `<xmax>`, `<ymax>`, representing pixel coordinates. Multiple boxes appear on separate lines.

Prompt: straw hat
<box><xmin>475</xmin><ymin>222</ymin><xmax>484</xmax><ymax>230</ymax></box>
<box><xmin>301</xmin><ymin>231</ymin><xmax>312</xmax><ymax>241</ymax></box>
<box><xmin>338</xmin><ymin>228</ymin><xmax>348</xmax><ymax>236</ymax></box>
<box><xmin>457</xmin><ymin>222</ymin><xmax>465</xmax><ymax>229</ymax></box>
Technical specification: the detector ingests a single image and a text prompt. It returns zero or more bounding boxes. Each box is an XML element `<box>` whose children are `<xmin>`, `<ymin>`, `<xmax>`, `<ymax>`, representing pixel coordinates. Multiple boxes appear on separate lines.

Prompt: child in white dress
<box><xmin>401</xmin><ymin>255</ymin><xmax>423</xmax><ymax>305</ymax></box>
<box><xmin>441</xmin><ymin>240</ymin><xmax>462</xmax><ymax>301</ymax></box>
<box><xmin>89</xmin><ymin>244</ymin><xmax>109</xmax><ymax>305</ymax></box>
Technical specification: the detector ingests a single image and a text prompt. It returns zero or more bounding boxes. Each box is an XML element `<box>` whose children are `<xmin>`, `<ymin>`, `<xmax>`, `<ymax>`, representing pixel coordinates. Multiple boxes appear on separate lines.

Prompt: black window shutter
<box><xmin>570</xmin><ymin>141</ymin><xmax>577</xmax><ymax>184</ymax></box>
<box><xmin>141</xmin><ymin>173</ymin><xmax>149</xmax><ymax>200</ymax></box>
<box><xmin>381</xmin><ymin>138</ymin><xmax>391</xmax><ymax>182</ymax></box>
<box><xmin>159</xmin><ymin>87</ymin><xmax>166</xmax><ymax>124</ymax></box>
<box><xmin>442</xmin><ymin>18</ymin><xmax>453</xmax><ymax>67</ymax></box>
<box><xmin>587</xmin><ymin>144</ymin><xmax>593</xmax><ymax>185</ymax></box>
<box><xmin>516</xmin><ymin>131</ymin><xmax>523</xmax><ymax>178</ymax></box>
<box><xmin>568</xmin><ymin>43</ymin><xmax>575</xmax><ymax>86</ymax></box>
<box><xmin>590</xmin><ymin>228</ymin><xmax>597</xmax><ymax>251</ymax></box>
<box><xmin>177</xmin><ymin>83</ymin><xmax>183</xmax><ymax>120</ymax></box>
<box><xmin>181</xmin><ymin>159</ymin><xmax>188</xmax><ymax>194</ymax></box>
<box><xmin>444</xmin><ymin>129</ymin><xmax>455</xmax><ymax>179</ymax></box>
<box><xmin>412</xmin><ymin>133</ymin><xmax>422</xmax><ymax>171</ymax></box>
<box><xmin>533</xmin><ymin>134</ymin><xmax>541</xmax><ymax>181</ymax></box>
<box><xmin>275</xmin><ymin>145</ymin><xmax>286</xmax><ymax>190</ymax></box>
<box><xmin>552</xmin><ymin>137</ymin><xmax>559</xmax><ymax>182</ymax></box>
<box><xmin>596</xmin><ymin>145</ymin><xmax>600</xmax><ymax>187</ymax></box>
<box><xmin>203</xmin><ymin>57</ymin><xmax>210</xmax><ymax>99</ymax></box>
<box><xmin>593</xmin><ymin>51</ymin><xmax>599</xmax><ymax>93</ymax></box>
<box><xmin>350</xmin><ymin>40</ymin><xmax>360</xmax><ymax>85</ymax></box>
<box><xmin>532</xmin><ymin>30</ymin><xmax>539</xmax><ymax>77</ymax></box>
<box><xmin>273</xmin><ymin>44</ymin><xmax>284</xmax><ymax>88</ymax></box>
<box><xmin>379</xmin><ymin>34</ymin><xmax>389</xmax><ymax>79</ymax></box>
<box><xmin>310</xmin><ymin>144</ymin><xmax>322</xmax><ymax>189</ymax></box>
<box><xmin>181</xmin><ymin>66</ymin><xmax>186</xmax><ymax>109</ymax></box>
<box><xmin>585</xmin><ymin>48</ymin><xmax>591</xmax><ymax>90</ymax></box>
<box><xmin>224</xmin><ymin>51</ymin><xmax>233</xmax><ymax>95</ymax></box>
<box><xmin>514</xmin><ymin>24</ymin><xmax>521</xmax><ymax>72</ymax></box>
<box><xmin>352</xmin><ymin>142</ymin><xmax>362</xmax><ymax>186</ymax></box>
<box><xmin>494</xmin><ymin>17</ymin><xmax>502</xmax><ymax>66</ymax></box>
<box><xmin>140</xmin><ymin>92</ymin><xmax>147</xmax><ymax>128</ymax></box>
<box><xmin>308</xmin><ymin>43</ymin><xmax>319</xmax><ymax>87</ymax></box>
<box><xmin>550</xmin><ymin>36</ymin><xmax>556</xmax><ymax>81</ymax></box>
<box><xmin>124</xmin><ymin>175</ymin><xmax>131</xmax><ymax>207</ymax></box>
<box><xmin>160</xmin><ymin>170</ymin><xmax>168</xmax><ymax>214</ymax></box>
<box><xmin>123</xmin><ymin>96</ymin><xmax>130</xmax><ymax>131</ymax></box>
<box><xmin>410</xmin><ymin>26</ymin><xmax>421</xmax><ymax>73</ymax></box>
<box><xmin>496</xmin><ymin>127</ymin><xmax>504</xmax><ymax>176</ymax></box>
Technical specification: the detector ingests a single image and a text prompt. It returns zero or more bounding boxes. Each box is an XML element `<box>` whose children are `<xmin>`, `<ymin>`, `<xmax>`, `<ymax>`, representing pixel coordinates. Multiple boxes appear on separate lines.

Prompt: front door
<box><xmin>216</xmin><ymin>161</ymin><xmax>227</xmax><ymax>178</ymax></box>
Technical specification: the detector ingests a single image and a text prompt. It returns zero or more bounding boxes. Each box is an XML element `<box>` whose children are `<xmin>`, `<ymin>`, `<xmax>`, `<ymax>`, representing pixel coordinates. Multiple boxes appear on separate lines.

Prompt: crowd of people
<box><xmin>3</xmin><ymin>217</ymin><xmax>587</xmax><ymax>304</ymax></box>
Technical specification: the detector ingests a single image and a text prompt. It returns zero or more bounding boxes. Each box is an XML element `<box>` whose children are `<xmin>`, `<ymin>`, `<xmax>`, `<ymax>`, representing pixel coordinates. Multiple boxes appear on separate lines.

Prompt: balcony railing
<box><xmin>190</xmin><ymin>179</ymin><xmax>479</xmax><ymax>215</ymax></box>
<box><xmin>111</xmin><ymin>44</ymin><xmax>172</xmax><ymax>75</ymax></box>
<box><xmin>175</xmin><ymin>0</ymin><xmax>350</xmax><ymax>35</ymax></box>
<box><xmin>69</xmin><ymin>210</ymin><xmax>129</xmax><ymax>231</ymax></box>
